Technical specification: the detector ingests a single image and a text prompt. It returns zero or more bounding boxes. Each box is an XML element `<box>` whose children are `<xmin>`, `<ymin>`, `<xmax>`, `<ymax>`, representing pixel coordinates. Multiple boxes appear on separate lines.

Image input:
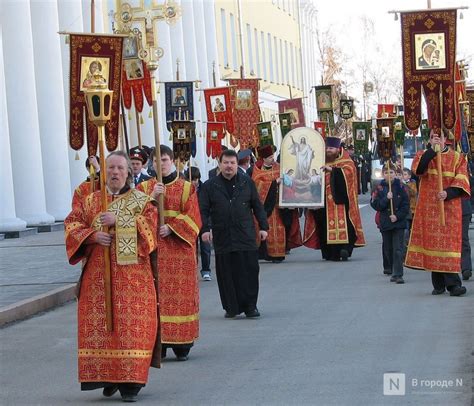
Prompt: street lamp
<box><xmin>83</xmin><ymin>71</ymin><xmax>114</xmax><ymax>332</ymax></box>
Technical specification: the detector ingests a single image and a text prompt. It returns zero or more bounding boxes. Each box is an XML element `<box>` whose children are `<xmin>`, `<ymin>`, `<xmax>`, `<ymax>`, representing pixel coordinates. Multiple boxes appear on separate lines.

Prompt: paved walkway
<box><xmin>0</xmin><ymin>231</ymin><xmax>81</xmax><ymax>308</ymax></box>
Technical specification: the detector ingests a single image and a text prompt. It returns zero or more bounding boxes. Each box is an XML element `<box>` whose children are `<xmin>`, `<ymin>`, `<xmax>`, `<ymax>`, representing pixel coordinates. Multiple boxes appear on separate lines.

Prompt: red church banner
<box><xmin>278</xmin><ymin>98</ymin><xmax>305</xmax><ymax>129</ymax></box>
<box><xmin>228</xmin><ymin>79</ymin><xmax>261</xmax><ymax>148</ymax></box>
<box><xmin>206</xmin><ymin>122</ymin><xmax>226</xmax><ymax>158</ymax></box>
<box><xmin>69</xmin><ymin>34</ymin><xmax>123</xmax><ymax>156</ymax></box>
<box><xmin>203</xmin><ymin>86</ymin><xmax>234</xmax><ymax>134</ymax></box>
<box><xmin>401</xmin><ymin>9</ymin><xmax>457</xmax><ymax>131</ymax></box>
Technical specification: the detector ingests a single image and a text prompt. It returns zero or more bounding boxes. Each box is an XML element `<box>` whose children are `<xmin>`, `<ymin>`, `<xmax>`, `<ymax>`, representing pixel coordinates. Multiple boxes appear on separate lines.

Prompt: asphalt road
<box><xmin>1</xmin><ymin>195</ymin><xmax>473</xmax><ymax>405</ymax></box>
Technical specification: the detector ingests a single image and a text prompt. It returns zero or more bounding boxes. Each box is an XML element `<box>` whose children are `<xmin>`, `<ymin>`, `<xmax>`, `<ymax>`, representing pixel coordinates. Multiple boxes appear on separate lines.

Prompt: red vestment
<box><xmin>71</xmin><ymin>178</ymin><xmax>100</xmax><ymax>210</ymax></box>
<box><xmin>304</xmin><ymin>150</ymin><xmax>365</xmax><ymax>249</ymax></box>
<box><xmin>65</xmin><ymin>189</ymin><xmax>158</xmax><ymax>384</ymax></box>
<box><xmin>252</xmin><ymin>163</ymin><xmax>287</xmax><ymax>257</ymax></box>
<box><xmin>138</xmin><ymin>177</ymin><xmax>201</xmax><ymax>346</ymax></box>
<box><xmin>405</xmin><ymin>149</ymin><xmax>470</xmax><ymax>273</ymax></box>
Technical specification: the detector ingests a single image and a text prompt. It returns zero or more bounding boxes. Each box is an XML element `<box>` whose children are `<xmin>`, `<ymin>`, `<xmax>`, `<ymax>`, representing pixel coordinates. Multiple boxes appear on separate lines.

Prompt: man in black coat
<box><xmin>199</xmin><ymin>149</ymin><xmax>269</xmax><ymax>318</ymax></box>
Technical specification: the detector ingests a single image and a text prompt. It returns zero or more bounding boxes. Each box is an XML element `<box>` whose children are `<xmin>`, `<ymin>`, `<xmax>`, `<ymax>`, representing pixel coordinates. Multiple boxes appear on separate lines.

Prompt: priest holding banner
<box><xmin>405</xmin><ymin>131</ymin><xmax>470</xmax><ymax>296</ymax></box>
<box><xmin>304</xmin><ymin>137</ymin><xmax>365</xmax><ymax>261</ymax></box>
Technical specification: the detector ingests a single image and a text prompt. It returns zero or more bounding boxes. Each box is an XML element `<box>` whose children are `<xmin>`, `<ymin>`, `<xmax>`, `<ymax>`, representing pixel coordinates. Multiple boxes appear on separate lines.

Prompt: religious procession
<box><xmin>1</xmin><ymin>0</ymin><xmax>473</xmax><ymax>404</ymax></box>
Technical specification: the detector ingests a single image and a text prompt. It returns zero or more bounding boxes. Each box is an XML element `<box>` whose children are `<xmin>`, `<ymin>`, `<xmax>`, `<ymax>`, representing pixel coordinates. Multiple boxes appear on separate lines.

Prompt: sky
<box><xmin>312</xmin><ymin>0</ymin><xmax>474</xmax><ymax>117</ymax></box>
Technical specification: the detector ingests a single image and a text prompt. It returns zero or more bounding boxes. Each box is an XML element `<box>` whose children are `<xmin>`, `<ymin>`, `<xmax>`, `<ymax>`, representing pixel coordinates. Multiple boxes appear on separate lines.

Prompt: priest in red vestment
<box><xmin>65</xmin><ymin>151</ymin><xmax>159</xmax><ymax>402</ymax></box>
<box><xmin>405</xmin><ymin>131</ymin><xmax>470</xmax><ymax>296</ymax></box>
<box><xmin>304</xmin><ymin>137</ymin><xmax>365</xmax><ymax>260</ymax></box>
<box><xmin>138</xmin><ymin>145</ymin><xmax>201</xmax><ymax>361</ymax></box>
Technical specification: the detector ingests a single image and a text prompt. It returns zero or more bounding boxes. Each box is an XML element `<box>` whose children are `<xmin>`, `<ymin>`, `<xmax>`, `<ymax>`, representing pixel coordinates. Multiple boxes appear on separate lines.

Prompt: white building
<box><xmin>0</xmin><ymin>0</ymin><xmax>321</xmax><ymax>233</ymax></box>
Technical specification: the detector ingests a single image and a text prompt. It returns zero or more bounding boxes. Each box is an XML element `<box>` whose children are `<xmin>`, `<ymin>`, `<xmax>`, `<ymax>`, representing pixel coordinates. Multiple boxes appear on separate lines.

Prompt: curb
<box><xmin>0</xmin><ymin>284</ymin><xmax>76</xmax><ymax>327</ymax></box>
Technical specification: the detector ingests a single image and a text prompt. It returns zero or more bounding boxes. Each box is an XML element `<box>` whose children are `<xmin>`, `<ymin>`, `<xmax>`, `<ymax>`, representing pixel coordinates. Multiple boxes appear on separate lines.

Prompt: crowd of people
<box><xmin>65</xmin><ymin>132</ymin><xmax>472</xmax><ymax>402</ymax></box>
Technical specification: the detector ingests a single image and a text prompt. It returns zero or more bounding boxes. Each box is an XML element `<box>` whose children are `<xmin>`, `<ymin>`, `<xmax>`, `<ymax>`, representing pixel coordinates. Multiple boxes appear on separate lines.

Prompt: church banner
<box><xmin>279</xmin><ymin>113</ymin><xmax>292</xmax><ymax>138</ymax></box>
<box><xmin>206</xmin><ymin>122</ymin><xmax>226</xmax><ymax>159</ymax></box>
<box><xmin>203</xmin><ymin>86</ymin><xmax>234</xmax><ymax>134</ymax></box>
<box><xmin>314</xmin><ymin>121</ymin><xmax>327</xmax><ymax>138</ymax></box>
<box><xmin>401</xmin><ymin>9</ymin><xmax>457</xmax><ymax>131</ymax></box>
<box><xmin>165</xmin><ymin>81</ymin><xmax>194</xmax><ymax>131</ymax></box>
<box><xmin>257</xmin><ymin>122</ymin><xmax>273</xmax><ymax>146</ymax></box>
<box><xmin>393</xmin><ymin>116</ymin><xmax>406</xmax><ymax>147</ymax></box>
<box><xmin>340</xmin><ymin>99</ymin><xmax>354</xmax><ymax>119</ymax></box>
<box><xmin>121</xmin><ymin>35</ymin><xmax>152</xmax><ymax>113</ymax></box>
<box><xmin>318</xmin><ymin>111</ymin><xmax>335</xmax><ymax>130</ymax></box>
<box><xmin>69</xmin><ymin>34</ymin><xmax>124</xmax><ymax>156</ymax></box>
<box><xmin>228</xmin><ymin>79</ymin><xmax>261</xmax><ymax>148</ymax></box>
<box><xmin>314</xmin><ymin>85</ymin><xmax>333</xmax><ymax>112</ymax></box>
<box><xmin>278</xmin><ymin>98</ymin><xmax>305</xmax><ymax>129</ymax></box>
<box><xmin>376</xmin><ymin>118</ymin><xmax>395</xmax><ymax>160</ymax></box>
<box><xmin>170</xmin><ymin>120</ymin><xmax>196</xmax><ymax>162</ymax></box>
<box><xmin>377</xmin><ymin>104</ymin><xmax>396</xmax><ymax>118</ymax></box>
<box><xmin>467</xmin><ymin>88</ymin><xmax>474</xmax><ymax>154</ymax></box>
<box><xmin>352</xmin><ymin>121</ymin><xmax>371</xmax><ymax>154</ymax></box>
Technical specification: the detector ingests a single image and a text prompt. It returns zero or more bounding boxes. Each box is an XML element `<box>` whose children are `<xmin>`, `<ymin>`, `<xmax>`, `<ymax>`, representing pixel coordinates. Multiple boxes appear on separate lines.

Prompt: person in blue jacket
<box><xmin>371</xmin><ymin>163</ymin><xmax>410</xmax><ymax>284</ymax></box>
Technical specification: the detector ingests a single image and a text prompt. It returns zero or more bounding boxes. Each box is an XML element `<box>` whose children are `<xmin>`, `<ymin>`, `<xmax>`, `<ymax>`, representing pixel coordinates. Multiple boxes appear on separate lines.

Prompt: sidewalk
<box><xmin>0</xmin><ymin>230</ymin><xmax>81</xmax><ymax>326</ymax></box>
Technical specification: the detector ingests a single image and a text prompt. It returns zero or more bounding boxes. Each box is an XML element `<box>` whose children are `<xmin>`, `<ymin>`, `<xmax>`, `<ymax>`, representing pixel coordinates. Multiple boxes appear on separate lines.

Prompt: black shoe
<box><xmin>245</xmin><ymin>309</ymin><xmax>260</xmax><ymax>318</ymax></box>
<box><xmin>432</xmin><ymin>288</ymin><xmax>446</xmax><ymax>295</ymax></box>
<box><xmin>103</xmin><ymin>385</ymin><xmax>119</xmax><ymax>397</ymax></box>
<box><xmin>340</xmin><ymin>249</ymin><xmax>349</xmax><ymax>261</ymax></box>
<box><xmin>449</xmin><ymin>286</ymin><xmax>467</xmax><ymax>297</ymax></box>
<box><xmin>383</xmin><ymin>269</ymin><xmax>392</xmax><ymax>275</ymax></box>
<box><xmin>121</xmin><ymin>394</ymin><xmax>137</xmax><ymax>403</ymax></box>
<box><xmin>161</xmin><ymin>346</ymin><xmax>167</xmax><ymax>359</ymax></box>
<box><xmin>172</xmin><ymin>348</ymin><xmax>190</xmax><ymax>361</ymax></box>
<box><xmin>390</xmin><ymin>276</ymin><xmax>398</xmax><ymax>282</ymax></box>
<box><xmin>462</xmin><ymin>270</ymin><xmax>472</xmax><ymax>280</ymax></box>
<box><xmin>395</xmin><ymin>277</ymin><xmax>405</xmax><ymax>284</ymax></box>
<box><xmin>224</xmin><ymin>312</ymin><xmax>236</xmax><ymax>318</ymax></box>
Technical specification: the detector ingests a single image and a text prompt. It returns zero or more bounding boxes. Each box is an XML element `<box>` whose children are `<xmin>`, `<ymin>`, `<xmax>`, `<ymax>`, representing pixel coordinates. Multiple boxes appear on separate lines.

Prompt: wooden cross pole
<box><xmin>114</xmin><ymin>1</ymin><xmax>182</xmax><ymax>226</ymax></box>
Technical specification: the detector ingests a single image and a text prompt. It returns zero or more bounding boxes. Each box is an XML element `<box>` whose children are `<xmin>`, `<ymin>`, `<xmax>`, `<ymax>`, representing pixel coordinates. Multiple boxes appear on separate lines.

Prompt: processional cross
<box><xmin>114</xmin><ymin>1</ymin><xmax>181</xmax><ymax>225</ymax></box>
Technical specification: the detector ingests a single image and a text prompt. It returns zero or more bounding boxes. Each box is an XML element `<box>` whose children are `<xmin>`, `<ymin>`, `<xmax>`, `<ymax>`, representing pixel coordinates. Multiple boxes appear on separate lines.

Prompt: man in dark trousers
<box><xmin>199</xmin><ymin>149</ymin><xmax>269</xmax><ymax>318</ymax></box>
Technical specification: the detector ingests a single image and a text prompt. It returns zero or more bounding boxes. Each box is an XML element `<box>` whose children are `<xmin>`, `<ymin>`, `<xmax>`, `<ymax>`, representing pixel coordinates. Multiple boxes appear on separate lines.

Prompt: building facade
<box><xmin>0</xmin><ymin>0</ymin><xmax>320</xmax><ymax>233</ymax></box>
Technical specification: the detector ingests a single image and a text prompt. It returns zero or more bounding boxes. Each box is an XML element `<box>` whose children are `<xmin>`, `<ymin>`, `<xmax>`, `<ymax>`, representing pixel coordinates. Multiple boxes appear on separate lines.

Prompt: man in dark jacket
<box><xmin>371</xmin><ymin>163</ymin><xmax>410</xmax><ymax>284</ymax></box>
<box><xmin>199</xmin><ymin>149</ymin><xmax>269</xmax><ymax>318</ymax></box>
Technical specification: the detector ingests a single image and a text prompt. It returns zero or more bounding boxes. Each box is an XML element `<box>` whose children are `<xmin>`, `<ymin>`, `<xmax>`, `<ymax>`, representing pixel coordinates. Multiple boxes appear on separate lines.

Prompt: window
<box><xmin>274</xmin><ymin>36</ymin><xmax>279</xmax><ymax>83</ymax></box>
<box><xmin>267</xmin><ymin>33</ymin><xmax>274</xmax><ymax>82</ymax></box>
<box><xmin>229</xmin><ymin>13</ymin><xmax>238</xmax><ymax>70</ymax></box>
<box><xmin>220</xmin><ymin>9</ymin><xmax>228</xmax><ymax>68</ymax></box>
<box><xmin>246</xmin><ymin>24</ymin><xmax>254</xmax><ymax>74</ymax></box>
<box><xmin>254</xmin><ymin>29</ymin><xmax>260</xmax><ymax>77</ymax></box>
<box><xmin>261</xmin><ymin>31</ymin><xmax>266</xmax><ymax>80</ymax></box>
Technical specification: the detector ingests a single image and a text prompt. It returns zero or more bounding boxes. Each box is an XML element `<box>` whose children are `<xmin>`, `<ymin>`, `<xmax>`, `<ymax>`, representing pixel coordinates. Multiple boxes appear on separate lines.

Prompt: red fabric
<box><xmin>206</xmin><ymin>122</ymin><xmax>225</xmax><ymax>158</ymax></box>
<box><xmin>228</xmin><ymin>79</ymin><xmax>261</xmax><ymax>148</ymax></box>
<box><xmin>121</xmin><ymin>61</ymin><xmax>152</xmax><ymax>113</ymax></box>
<box><xmin>314</xmin><ymin>121</ymin><xmax>327</xmax><ymax>138</ymax></box>
<box><xmin>69</xmin><ymin>34</ymin><xmax>123</xmax><ymax>155</ymax></box>
<box><xmin>377</xmin><ymin>104</ymin><xmax>396</xmax><ymax>118</ymax></box>
<box><xmin>204</xmin><ymin>87</ymin><xmax>234</xmax><ymax>133</ymax></box>
<box><xmin>278</xmin><ymin>98</ymin><xmax>305</xmax><ymax>129</ymax></box>
<box><xmin>401</xmin><ymin>10</ymin><xmax>457</xmax><ymax>131</ymax></box>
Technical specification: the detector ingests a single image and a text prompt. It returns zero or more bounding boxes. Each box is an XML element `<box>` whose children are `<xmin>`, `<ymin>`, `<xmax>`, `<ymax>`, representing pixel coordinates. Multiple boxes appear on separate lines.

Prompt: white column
<box><xmin>0</xmin><ymin>18</ymin><xmax>27</xmax><ymax>233</ymax></box>
<box><xmin>2</xmin><ymin>0</ymin><xmax>55</xmax><ymax>226</ymax></box>
<box><xmin>181</xmin><ymin>0</ymin><xmax>206</xmax><ymax>173</ymax></box>
<box><xmin>203</xmin><ymin>0</ymin><xmax>223</xmax><ymax>87</ymax></box>
<box><xmin>30</xmin><ymin>0</ymin><xmax>72</xmax><ymax>221</ymax></box>
<box><xmin>193</xmin><ymin>0</ymin><xmax>212</xmax><ymax>176</ymax></box>
<box><xmin>57</xmin><ymin>0</ymin><xmax>88</xmax><ymax>192</ymax></box>
<box><xmin>169</xmin><ymin>0</ymin><xmax>187</xmax><ymax>79</ymax></box>
<box><xmin>157</xmin><ymin>20</ymin><xmax>174</xmax><ymax>148</ymax></box>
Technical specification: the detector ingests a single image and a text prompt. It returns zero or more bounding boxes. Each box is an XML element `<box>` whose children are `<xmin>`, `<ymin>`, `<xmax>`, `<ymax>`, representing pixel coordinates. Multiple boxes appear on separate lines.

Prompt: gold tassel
<box><xmin>65</xmin><ymin>35</ymin><xmax>69</xmax><ymax>45</ymax></box>
<box><xmin>128</xmin><ymin>111</ymin><xmax>131</xmax><ymax>120</ymax></box>
<box><xmin>140</xmin><ymin>113</ymin><xmax>144</xmax><ymax>124</ymax></box>
<box><xmin>75</xmin><ymin>151</ymin><xmax>80</xmax><ymax>160</ymax></box>
<box><xmin>148</xmin><ymin>109</ymin><xmax>152</xmax><ymax>118</ymax></box>
<box><xmin>169</xmin><ymin>130</ymin><xmax>173</xmax><ymax>142</ymax></box>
